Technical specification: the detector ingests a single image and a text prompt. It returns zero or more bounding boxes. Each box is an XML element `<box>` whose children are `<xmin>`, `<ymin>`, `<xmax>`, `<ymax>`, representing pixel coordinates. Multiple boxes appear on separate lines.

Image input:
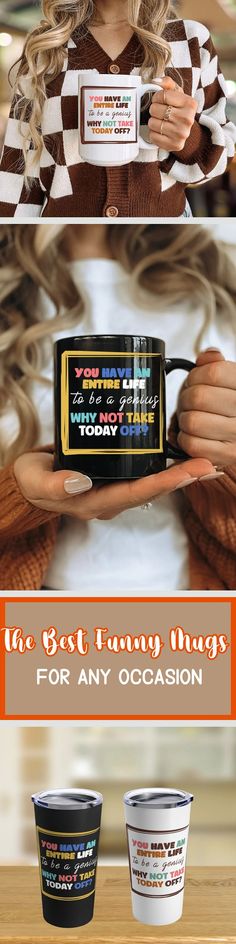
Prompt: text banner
<box><xmin>0</xmin><ymin>597</ymin><xmax>235</xmax><ymax>720</ymax></box>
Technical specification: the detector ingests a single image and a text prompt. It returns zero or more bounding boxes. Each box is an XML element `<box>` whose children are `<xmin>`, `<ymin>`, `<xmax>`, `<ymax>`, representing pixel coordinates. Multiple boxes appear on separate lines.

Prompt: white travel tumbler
<box><xmin>124</xmin><ymin>788</ymin><xmax>194</xmax><ymax>926</ymax></box>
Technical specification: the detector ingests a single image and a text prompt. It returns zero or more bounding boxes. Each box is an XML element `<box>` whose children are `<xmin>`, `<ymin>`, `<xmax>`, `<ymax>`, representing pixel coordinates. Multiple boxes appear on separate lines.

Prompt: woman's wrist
<box><xmin>0</xmin><ymin>461</ymin><xmax>59</xmax><ymax>538</ymax></box>
<box><xmin>172</xmin><ymin>119</ymin><xmax>208</xmax><ymax>161</ymax></box>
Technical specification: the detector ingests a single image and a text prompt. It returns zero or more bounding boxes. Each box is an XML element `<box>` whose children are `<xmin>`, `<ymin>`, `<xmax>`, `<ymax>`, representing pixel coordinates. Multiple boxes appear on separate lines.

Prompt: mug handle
<box><xmin>137</xmin><ymin>83</ymin><xmax>162</xmax><ymax>150</ymax></box>
<box><xmin>164</xmin><ymin>357</ymin><xmax>195</xmax><ymax>461</ymax></box>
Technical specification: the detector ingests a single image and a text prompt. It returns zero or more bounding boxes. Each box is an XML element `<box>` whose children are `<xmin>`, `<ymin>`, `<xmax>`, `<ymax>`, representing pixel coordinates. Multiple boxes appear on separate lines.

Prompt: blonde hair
<box><xmin>11</xmin><ymin>0</ymin><xmax>175</xmax><ymax>172</ymax></box>
<box><xmin>0</xmin><ymin>223</ymin><xmax>235</xmax><ymax>467</ymax></box>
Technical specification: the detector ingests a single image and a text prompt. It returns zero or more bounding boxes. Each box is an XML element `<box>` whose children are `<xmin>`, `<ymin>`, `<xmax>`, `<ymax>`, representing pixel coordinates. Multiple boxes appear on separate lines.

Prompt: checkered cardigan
<box><xmin>0</xmin><ymin>19</ymin><xmax>235</xmax><ymax>218</ymax></box>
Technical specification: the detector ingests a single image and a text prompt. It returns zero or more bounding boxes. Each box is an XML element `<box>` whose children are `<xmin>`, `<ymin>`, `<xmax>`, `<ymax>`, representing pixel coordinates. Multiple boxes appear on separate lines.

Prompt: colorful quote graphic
<box><xmin>38</xmin><ymin>828</ymin><xmax>99</xmax><ymax>901</ymax></box>
<box><xmin>81</xmin><ymin>86</ymin><xmax>137</xmax><ymax>143</ymax></box>
<box><xmin>61</xmin><ymin>352</ymin><xmax>162</xmax><ymax>455</ymax></box>
<box><xmin>127</xmin><ymin>825</ymin><xmax>189</xmax><ymax>899</ymax></box>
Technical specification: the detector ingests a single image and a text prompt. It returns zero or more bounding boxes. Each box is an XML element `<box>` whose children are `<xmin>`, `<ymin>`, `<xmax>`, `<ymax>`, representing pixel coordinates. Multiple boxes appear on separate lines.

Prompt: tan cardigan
<box><xmin>0</xmin><ymin>451</ymin><xmax>236</xmax><ymax>590</ymax></box>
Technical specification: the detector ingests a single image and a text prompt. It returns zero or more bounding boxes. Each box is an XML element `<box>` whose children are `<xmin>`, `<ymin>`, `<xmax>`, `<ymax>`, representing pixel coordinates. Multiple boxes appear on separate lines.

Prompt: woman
<box><xmin>0</xmin><ymin>0</ymin><xmax>235</xmax><ymax>218</ymax></box>
<box><xmin>0</xmin><ymin>222</ymin><xmax>236</xmax><ymax>591</ymax></box>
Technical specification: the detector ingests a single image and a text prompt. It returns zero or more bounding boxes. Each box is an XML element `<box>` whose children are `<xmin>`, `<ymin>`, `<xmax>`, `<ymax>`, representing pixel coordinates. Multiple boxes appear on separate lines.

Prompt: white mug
<box><xmin>124</xmin><ymin>788</ymin><xmax>194</xmax><ymax>926</ymax></box>
<box><xmin>78</xmin><ymin>70</ymin><xmax>160</xmax><ymax>166</ymax></box>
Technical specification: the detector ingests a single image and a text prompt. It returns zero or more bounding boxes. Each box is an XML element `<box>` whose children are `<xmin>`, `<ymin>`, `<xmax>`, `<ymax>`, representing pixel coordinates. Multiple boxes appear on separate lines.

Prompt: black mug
<box><xmin>55</xmin><ymin>335</ymin><xmax>194</xmax><ymax>481</ymax></box>
<box><xmin>32</xmin><ymin>789</ymin><xmax>103</xmax><ymax>928</ymax></box>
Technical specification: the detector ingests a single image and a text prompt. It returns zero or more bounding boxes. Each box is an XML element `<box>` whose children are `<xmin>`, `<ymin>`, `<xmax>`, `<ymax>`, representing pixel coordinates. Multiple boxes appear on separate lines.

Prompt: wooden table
<box><xmin>1</xmin><ymin>867</ymin><xmax>236</xmax><ymax>943</ymax></box>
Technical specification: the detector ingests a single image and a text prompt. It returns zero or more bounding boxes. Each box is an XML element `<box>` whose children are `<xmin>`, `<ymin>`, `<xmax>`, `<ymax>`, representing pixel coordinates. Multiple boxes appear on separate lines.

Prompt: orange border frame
<box><xmin>0</xmin><ymin>600</ymin><xmax>5</xmax><ymax>720</ymax></box>
<box><xmin>0</xmin><ymin>596</ymin><xmax>235</xmax><ymax>721</ymax></box>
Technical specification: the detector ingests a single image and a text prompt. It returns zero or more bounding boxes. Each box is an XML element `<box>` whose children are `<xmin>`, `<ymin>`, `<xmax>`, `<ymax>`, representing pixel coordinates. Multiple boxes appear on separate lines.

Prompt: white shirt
<box><xmin>5</xmin><ymin>258</ymin><xmax>235</xmax><ymax>593</ymax></box>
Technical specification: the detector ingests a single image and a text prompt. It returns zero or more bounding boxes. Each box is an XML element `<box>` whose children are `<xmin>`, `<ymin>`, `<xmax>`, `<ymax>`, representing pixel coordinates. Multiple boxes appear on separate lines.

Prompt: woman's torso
<box><xmin>37</xmin><ymin>20</ymin><xmax>203</xmax><ymax>218</ymax></box>
<box><xmin>19</xmin><ymin>258</ymin><xmax>235</xmax><ymax>594</ymax></box>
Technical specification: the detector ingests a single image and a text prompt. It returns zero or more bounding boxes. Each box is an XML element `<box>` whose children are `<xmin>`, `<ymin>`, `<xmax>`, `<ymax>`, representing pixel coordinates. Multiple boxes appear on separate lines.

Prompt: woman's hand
<box><xmin>14</xmin><ymin>452</ymin><xmax>219</xmax><ymax>523</ymax></box>
<box><xmin>148</xmin><ymin>76</ymin><xmax>197</xmax><ymax>152</ymax></box>
<box><xmin>177</xmin><ymin>349</ymin><xmax>236</xmax><ymax>467</ymax></box>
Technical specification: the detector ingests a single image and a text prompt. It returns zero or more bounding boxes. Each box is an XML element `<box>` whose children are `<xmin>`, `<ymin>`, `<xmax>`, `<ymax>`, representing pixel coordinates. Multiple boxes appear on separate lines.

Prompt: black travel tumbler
<box><xmin>54</xmin><ymin>334</ymin><xmax>194</xmax><ymax>481</ymax></box>
<box><xmin>32</xmin><ymin>789</ymin><xmax>103</xmax><ymax>928</ymax></box>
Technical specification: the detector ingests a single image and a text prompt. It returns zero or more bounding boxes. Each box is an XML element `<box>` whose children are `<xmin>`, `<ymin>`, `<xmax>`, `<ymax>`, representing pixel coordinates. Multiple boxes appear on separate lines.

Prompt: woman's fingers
<box><xmin>72</xmin><ymin>458</ymin><xmax>217</xmax><ymax>521</ymax></box>
<box><xmin>178</xmin><ymin>384</ymin><xmax>236</xmax><ymax>418</ymax></box>
<box><xmin>148</xmin><ymin>76</ymin><xmax>197</xmax><ymax>150</ymax></box>
<box><xmin>185</xmin><ymin>360</ymin><xmax>236</xmax><ymax>391</ymax></box>
<box><xmin>177</xmin><ymin>432</ymin><xmax>235</xmax><ymax>465</ymax></box>
<box><xmin>150</xmin><ymin>91</ymin><xmax>196</xmax><ymax>112</ymax></box>
<box><xmin>148</xmin><ymin>113</ymin><xmax>195</xmax><ymax>150</ymax></box>
<box><xmin>178</xmin><ymin>410</ymin><xmax>236</xmax><ymax>442</ymax></box>
<box><xmin>151</xmin><ymin>88</ymin><xmax>186</xmax><ymax>109</ymax></box>
<box><xmin>152</xmin><ymin>77</ymin><xmax>197</xmax><ymax>114</ymax></box>
<box><xmin>14</xmin><ymin>452</ymin><xmax>219</xmax><ymax>523</ymax></box>
<box><xmin>149</xmin><ymin>104</ymin><xmax>195</xmax><ymax>127</ymax></box>
<box><xmin>152</xmin><ymin>75</ymin><xmax>185</xmax><ymax>105</ymax></box>
<box><xmin>195</xmin><ymin>349</ymin><xmax>225</xmax><ymax>367</ymax></box>
<box><xmin>157</xmin><ymin>76</ymin><xmax>181</xmax><ymax>90</ymax></box>
<box><xmin>148</xmin><ymin>115</ymin><xmax>192</xmax><ymax>137</ymax></box>
<box><xmin>177</xmin><ymin>352</ymin><xmax>236</xmax><ymax>466</ymax></box>
<box><xmin>14</xmin><ymin>452</ymin><xmax>93</xmax><ymax>502</ymax></box>
<box><xmin>149</xmin><ymin>131</ymin><xmax>179</xmax><ymax>150</ymax></box>
<box><xmin>96</xmin><ymin>461</ymin><xmax>218</xmax><ymax>519</ymax></box>
<box><xmin>178</xmin><ymin>350</ymin><xmax>234</xmax><ymax>414</ymax></box>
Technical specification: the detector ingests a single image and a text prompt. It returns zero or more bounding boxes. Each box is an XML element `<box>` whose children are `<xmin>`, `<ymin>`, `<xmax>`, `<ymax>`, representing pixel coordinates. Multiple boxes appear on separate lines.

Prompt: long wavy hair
<box><xmin>0</xmin><ymin>223</ymin><xmax>235</xmax><ymax>467</ymax></box>
<box><xmin>10</xmin><ymin>0</ymin><xmax>175</xmax><ymax>172</ymax></box>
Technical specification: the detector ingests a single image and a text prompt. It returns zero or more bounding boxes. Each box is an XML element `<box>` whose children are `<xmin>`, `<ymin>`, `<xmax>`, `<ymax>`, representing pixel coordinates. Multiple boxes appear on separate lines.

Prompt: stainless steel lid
<box><xmin>124</xmin><ymin>788</ymin><xmax>194</xmax><ymax>809</ymax></box>
<box><xmin>32</xmin><ymin>789</ymin><xmax>103</xmax><ymax>810</ymax></box>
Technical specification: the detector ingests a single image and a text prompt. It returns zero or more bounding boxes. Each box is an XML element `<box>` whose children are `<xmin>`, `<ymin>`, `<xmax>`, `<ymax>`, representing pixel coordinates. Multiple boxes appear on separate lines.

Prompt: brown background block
<box><xmin>5</xmin><ymin>601</ymin><xmax>231</xmax><ymax>718</ymax></box>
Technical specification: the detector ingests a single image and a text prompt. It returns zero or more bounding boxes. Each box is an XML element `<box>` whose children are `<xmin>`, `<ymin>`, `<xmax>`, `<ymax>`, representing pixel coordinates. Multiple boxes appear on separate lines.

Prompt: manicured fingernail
<box><xmin>64</xmin><ymin>475</ymin><xmax>92</xmax><ymax>494</ymax></box>
<box><xmin>175</xmin><ymin>477</ymin><xmax>198</xmax><ymax>490</ymax></box>
<box><xmin>199</xmin><ymin>471</ymin><xmax>225</xmax><ymax>482</ymax></box>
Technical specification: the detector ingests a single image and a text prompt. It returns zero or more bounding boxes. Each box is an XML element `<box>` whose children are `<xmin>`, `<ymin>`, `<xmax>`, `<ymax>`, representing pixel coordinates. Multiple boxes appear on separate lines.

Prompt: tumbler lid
<box><xmin>124</xmin><ymin>788</ymin><xmax>193</xmax><ymax>809</ymax></box>
<box><xmin>32</xmin><ymin>789</ymin><xmax>103</xmax><ymax>810</ymax></box>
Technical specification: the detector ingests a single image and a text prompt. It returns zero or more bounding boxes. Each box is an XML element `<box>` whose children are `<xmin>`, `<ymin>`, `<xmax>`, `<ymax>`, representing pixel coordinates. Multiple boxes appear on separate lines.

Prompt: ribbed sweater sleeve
<box><xmin>184</xmin><ymin>467</ymin><xmax>236</xmax><ymax>588</ymax></box>
<box><xmin>0</xmin><ymin>463</ymin><xmax>59</xmax><ymax>539</ymax></box>
<box><xmin>168</xmin><ymin>412</ymin><xmax>236</xmax><ymax>589</ymax></box>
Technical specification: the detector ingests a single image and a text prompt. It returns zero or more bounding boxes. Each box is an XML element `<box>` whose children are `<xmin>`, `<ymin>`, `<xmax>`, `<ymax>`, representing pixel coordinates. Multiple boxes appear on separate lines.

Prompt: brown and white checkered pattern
<box><xmin>0</xmin><ymin>19</ymin><xmax>235</xmax><ymax>218</ymax></box>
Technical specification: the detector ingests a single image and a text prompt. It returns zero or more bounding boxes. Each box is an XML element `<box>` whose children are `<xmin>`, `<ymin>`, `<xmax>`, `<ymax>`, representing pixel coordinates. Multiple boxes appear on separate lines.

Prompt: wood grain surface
<box><xmin>0</xmin><ymin>867</ymin><xmax>235</xmax><ymax>944</ymax></box>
